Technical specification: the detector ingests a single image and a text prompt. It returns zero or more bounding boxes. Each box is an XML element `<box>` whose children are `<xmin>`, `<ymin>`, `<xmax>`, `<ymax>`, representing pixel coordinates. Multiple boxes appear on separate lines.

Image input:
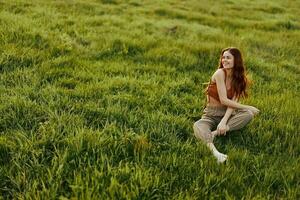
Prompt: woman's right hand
<box><xmin>245</xmin><ymin>105</ymin><xmax>260</xmax><ymax>115</ymax></box>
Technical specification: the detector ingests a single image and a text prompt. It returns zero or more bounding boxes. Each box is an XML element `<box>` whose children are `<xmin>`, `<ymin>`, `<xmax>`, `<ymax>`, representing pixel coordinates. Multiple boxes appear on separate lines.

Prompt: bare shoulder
<box><xmin>212</xmin><ymin>68</ymin><xmax>225</xmax><ymax>81</ymax></box>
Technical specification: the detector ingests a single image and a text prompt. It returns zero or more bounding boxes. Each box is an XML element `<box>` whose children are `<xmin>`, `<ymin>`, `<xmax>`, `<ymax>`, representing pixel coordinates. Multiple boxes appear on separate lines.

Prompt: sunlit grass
<box><xmin>0</xmin><ymin>0</ymin><xmax>299</xmax><ymax>199</ymax></box>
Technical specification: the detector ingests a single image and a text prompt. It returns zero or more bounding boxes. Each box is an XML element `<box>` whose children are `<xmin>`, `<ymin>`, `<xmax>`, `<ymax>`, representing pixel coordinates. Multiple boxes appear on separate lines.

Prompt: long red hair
<box><xmin>218</xmin><ymin>47</ymin><xmax>249</xmax><ymax>99</ymax></box>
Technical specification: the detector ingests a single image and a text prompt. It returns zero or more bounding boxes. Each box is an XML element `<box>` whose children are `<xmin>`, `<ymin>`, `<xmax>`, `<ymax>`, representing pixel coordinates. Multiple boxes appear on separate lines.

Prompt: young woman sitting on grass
<box><xmin>193</xmin><ymin>47</ymin><xmax>260</xmax><ymax>163</ymax></box>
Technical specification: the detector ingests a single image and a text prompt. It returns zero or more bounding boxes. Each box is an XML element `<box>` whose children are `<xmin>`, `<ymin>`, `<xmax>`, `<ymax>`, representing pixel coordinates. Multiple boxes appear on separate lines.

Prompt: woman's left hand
<box><xmin>217</xmin><ymin>121</ymin><xmax>228</xmax><ymax>135</ymax></box>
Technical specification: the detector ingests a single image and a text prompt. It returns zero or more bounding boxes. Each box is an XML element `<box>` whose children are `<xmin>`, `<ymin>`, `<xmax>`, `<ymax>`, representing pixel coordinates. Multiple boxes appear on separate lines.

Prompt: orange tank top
<box><xmin>206</xmin><ymin>69</ymin><xmax>234</xmax><ymax>102</ymax></box>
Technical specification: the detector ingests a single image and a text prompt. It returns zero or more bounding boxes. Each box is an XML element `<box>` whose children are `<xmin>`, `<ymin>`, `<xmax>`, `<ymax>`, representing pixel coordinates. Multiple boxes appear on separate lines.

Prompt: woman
<box><xmin>193</xmin><ymin>47</ymin><xmax>259</xmax><ymax>163</ymax></box>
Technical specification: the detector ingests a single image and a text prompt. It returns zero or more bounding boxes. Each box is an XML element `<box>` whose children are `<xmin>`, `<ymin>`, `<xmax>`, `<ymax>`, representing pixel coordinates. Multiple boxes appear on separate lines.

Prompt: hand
<box><xmin>245</xmin><ymin>106</ymin><xmax>260</xmax><ymax>115</ymax></box>
<box><xmin>217</xmin><ymin>121</ymin><xmax>228</xmax><ymax>136</ymax></box>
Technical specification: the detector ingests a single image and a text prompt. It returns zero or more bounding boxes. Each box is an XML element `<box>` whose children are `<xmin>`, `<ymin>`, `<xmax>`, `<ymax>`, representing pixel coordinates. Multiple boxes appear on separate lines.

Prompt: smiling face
<box><xmin>221</xmin><ymin>51</ymin><xmax>234</xmax><ymax>69</ymax></box>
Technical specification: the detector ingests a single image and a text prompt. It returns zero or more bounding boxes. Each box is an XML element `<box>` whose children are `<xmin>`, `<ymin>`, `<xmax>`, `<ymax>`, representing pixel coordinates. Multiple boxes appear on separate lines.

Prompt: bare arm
<box><xmin>212</xmin><ymin>69</ymin><xmax>259</xmax><ymax>115</ymax></box>
<box><xmin>215</xmin><ymin>96</ymin><xmax>239</xmax><ymax>135</ymax></box>
<box><xmin>222</xmin><ymin>107</ymin><xmax>234</xmax><ymax>123</ymax></box>
<box><xmin>213</xmin><ymin>70</ymin><xmax>248</xmax><ymax>109</ymax></box>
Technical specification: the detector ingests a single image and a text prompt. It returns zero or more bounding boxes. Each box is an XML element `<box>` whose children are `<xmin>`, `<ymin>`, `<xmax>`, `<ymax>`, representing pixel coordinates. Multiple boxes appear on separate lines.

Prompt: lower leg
<box><xmin>194</xmin><ymin>121</ymin><xmax>227</xmax><ymax>163</ymax></box>
<box><xmin>207</xmin><ymin>143</ymin><xmax>227</xmax><ymax>163</ymax></box>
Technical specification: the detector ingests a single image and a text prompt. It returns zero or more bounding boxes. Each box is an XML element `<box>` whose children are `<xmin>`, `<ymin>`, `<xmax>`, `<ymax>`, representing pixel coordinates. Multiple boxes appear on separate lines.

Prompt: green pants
<box><xmin>193</xmin><ymin>106</ymin><xmax>254</xmax><ymax>143</ymax></box>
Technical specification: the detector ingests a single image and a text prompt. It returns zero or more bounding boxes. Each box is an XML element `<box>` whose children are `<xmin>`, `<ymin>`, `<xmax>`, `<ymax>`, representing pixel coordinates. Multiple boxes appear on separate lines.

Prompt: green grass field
<box><xmin>0</xmin><ymin>0</ymin><xmax>299</xmax><ymax>199</ymax></box>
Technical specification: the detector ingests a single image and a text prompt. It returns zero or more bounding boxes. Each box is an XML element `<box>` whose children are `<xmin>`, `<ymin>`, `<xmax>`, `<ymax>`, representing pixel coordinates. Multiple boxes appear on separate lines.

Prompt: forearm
<box><xmin>220</xmin><ymin>107</ymin><xmax>234</xmax><ymax>124</ymax></box>
<box><xmin>220</xmin><ymin>98</ymin><xmax>248</xmax><ymax>110</ymax></box>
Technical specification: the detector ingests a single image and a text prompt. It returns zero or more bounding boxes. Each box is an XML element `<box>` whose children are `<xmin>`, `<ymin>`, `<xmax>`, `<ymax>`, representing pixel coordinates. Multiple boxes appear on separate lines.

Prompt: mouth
<box><xmin>223</xmin><ymin>63</ymin><xmax>233</xmax><ymax>68</ymax></box>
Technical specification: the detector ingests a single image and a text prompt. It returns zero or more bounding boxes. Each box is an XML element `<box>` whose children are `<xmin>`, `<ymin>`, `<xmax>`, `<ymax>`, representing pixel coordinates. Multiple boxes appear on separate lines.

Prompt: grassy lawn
<box><xmin>0</xmin><ymin>0</ymin><xmax>299</xmax><ymax>199</ymax></box>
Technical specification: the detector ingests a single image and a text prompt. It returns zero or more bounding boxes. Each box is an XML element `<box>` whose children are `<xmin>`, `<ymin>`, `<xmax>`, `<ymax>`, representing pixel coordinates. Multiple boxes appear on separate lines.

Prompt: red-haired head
<box><xmin>218</xmin><ymin>47</ymin><xmax>249</xmax><ymax>98</ymax></box>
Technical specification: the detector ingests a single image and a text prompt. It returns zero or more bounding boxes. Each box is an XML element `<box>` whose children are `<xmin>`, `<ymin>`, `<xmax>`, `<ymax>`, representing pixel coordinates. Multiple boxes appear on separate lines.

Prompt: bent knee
<box><xmin>246</xmin><ymin>109</ymin><xmax>255</xmax><ymax>119</ymax></box>
<box><xmin>239</xmin><ymin>110</ymin><xmax>254</xmax><ymax>125</ymax></box>
<box><xmin>193</xmin><ymin>122</ymin><xmax>199</xmax><ymax>135</ymax></box>
<box><xmin>193</xmin><ymin>122</ymin><xmax>211</xmax><ymax>142</ymax></box>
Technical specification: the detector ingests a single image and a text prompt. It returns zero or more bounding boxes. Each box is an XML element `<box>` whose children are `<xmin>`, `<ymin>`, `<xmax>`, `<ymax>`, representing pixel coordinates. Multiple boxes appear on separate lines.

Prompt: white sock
<box><xmin>207</xmin><ymin>143</ymin><xmax>228</xmax><ymax>163</ymax></box>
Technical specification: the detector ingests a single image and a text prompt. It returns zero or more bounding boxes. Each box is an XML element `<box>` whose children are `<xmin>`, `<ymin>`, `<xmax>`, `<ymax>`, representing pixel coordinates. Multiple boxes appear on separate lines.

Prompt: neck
<box><xmin>224</xmin><ymin>68</ymin><xmax>233</xmax><ymax>77</ymax></box>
